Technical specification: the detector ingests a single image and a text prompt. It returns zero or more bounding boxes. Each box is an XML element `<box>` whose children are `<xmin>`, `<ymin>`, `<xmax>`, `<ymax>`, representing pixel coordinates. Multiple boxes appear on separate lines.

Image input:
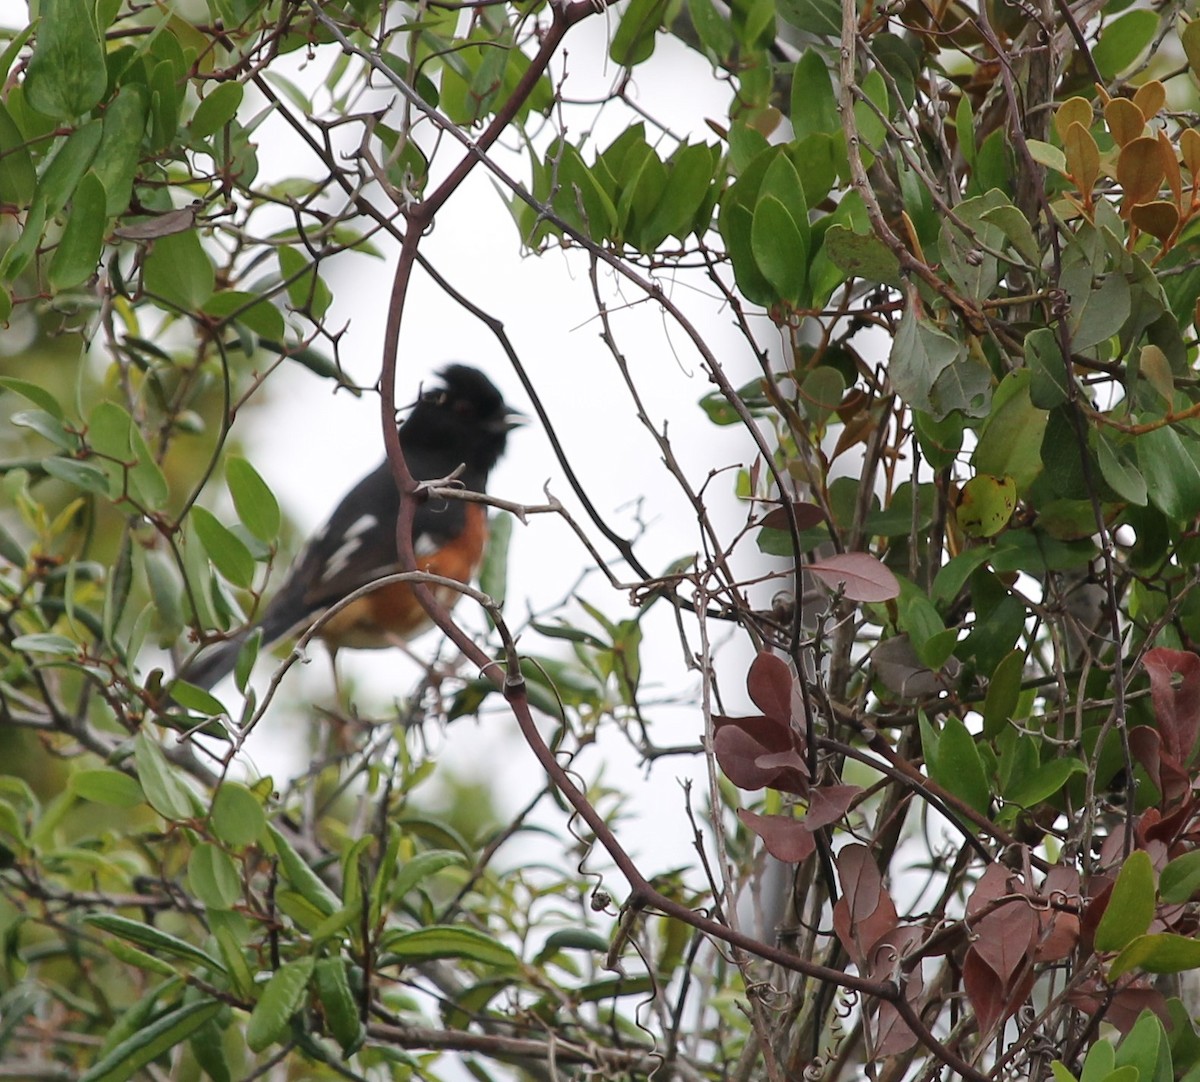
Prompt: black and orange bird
<box><xmin>180</xmin><ymin>364</ymin><xmax>522</xmax><ymax>691</ymax></box>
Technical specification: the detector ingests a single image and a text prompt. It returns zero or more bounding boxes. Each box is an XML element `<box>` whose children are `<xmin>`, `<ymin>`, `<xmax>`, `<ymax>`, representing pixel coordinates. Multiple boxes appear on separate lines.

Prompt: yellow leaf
<box><xmin>1104</xmin><ymin>98</ymin><xmax>1144</xmax><ymax>147</ymax></box>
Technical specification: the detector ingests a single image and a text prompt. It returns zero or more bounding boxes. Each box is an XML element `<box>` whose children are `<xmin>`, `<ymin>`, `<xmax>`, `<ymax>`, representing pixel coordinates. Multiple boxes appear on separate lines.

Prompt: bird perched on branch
<box><xmin>179</xmin><ymin>364</ymin><xmax>522</xmax><ymax>691</ymax></box>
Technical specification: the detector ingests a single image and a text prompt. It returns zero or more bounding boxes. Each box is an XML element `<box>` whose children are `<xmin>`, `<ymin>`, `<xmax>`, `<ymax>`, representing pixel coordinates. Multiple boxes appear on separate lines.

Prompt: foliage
<box><xmin>4</xmin><ymin>0</ymin><xmax>1200</xmax><ymax>1080</ymax></box>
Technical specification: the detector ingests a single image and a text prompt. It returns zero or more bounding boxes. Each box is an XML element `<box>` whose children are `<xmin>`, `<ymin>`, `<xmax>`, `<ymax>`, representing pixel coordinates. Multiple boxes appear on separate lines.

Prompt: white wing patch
<box><xmin>320</xmin><ymin>513</ymin><xmax>378</xmax><ymax>583</ymax></box>
<box><xmin>414</xmin><ymin>532</ymin><xmax>440</xmax><ymax>557</ymax></box>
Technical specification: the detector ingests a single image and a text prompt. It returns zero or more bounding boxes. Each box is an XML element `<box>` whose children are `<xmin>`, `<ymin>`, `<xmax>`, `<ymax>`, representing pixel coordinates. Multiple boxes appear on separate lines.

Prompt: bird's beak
<box><xmin>493</xmin><ymin>409</ymin><xmax>526</xmax><ymax>432</ymax></box>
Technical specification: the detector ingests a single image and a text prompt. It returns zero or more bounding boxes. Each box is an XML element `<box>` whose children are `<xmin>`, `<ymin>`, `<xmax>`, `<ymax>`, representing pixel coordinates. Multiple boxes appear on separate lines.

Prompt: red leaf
<box><xmin>1144</xmin><ymin>648</ymin><xmax>1200</xmax><ymax>764</ymax></box>
<box><xmin>1035</xmin><ymin>865</ymin><xmax>1081</xmax><ymax>963</ymax></box>
<box><xmin>805</xmin><ymin>785</ymin><xmax>862</xmax><ymax>830</ymax></box>
<box><xmin>807</xmin><ymin>552</ymin><xmax>901</xmax><ymax>603</ymax></box>
<box><xmin>834</xmin><ymin>845</ymin><xmax>900</xmax><ymax>965</ymax></box>
<box><xmin>737</xmin><ymin>809</ymin><xmax>816</xmax><ymax>863</ymax></box>
<box><xmin>713</xmin><ymin>725</ymin><xmax>807</xmax><ymax>794</ymax></box>
<box><xmin>1067</xmin><ymin>978</ymin><xmax>1170</xmax><ymax>1034</ymax></box>
<box><xmin>760</xmin><ymin>501</ymin><xmax>826</xmax><ymax>532</ymax></box>
<box><xmin>746</xmin><ymin>652</ymin><xmax>794</xmax><ymax>724</ymax></box>
<box><xmin>967</xmin><ymin>864</ymin><xmax>1038</xmax><ymax>984</ymax></box>
<box><xmin>962</xmin><ymin>947</ymin><xmax>1008</xmax><ymax>1035</ymax></box>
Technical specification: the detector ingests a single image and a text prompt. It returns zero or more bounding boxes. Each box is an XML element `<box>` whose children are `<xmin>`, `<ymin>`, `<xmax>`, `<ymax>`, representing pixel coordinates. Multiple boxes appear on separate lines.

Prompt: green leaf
<box><xmin>888</xmin><ymin>306</ymin><xmax>965</xmax><ymax>421</ymax></box>
<box><xmin>1092</xmin><ymin>10</ymin><xmax>1159</xmax><ymax>79</ymax></box>
<box><xmin>42</xmin><ymin>456</ymin><xmax>111</xmax><ymax>495</ymax></box>
<box><xmin>203</xmin><ymin>290</ymin><xmax>286</xmax><ymax>340</ymax></box>
<box><xmin>821</xmin><ymin>224</ymin><xmax>901</xmax><ymax>286</ymax></box>
<box><xmin>266</xmin><ymin>824</ymin><xmax>340</xmax><ymax>917</ymax></box>
<box><xmin>0</xmin><ymin>377</ymin><xmax>65</xmax><ymax>419</ymax></box>
<box><xmin>246</xmin><ymin>957</ymin><xmax>315</xmax><ymax>1052</ymax></box>
<box><xmin>170</xmin><ymin>679</ymin><xmax>227</xmax><ymax>716</ymax></box>
<box><xmin>387</xmin><ymin>849</ymin><xmax>464</xmax><ymax>902</ymax></box>
<box><xmin>188</xmin><ymin>842</ymin><xmax>241</xmax><ymax>910</ymax></box>
<box><xmin>85</xmin><ymin>913</ymin><xmax>224</xmax><ymax>973</ymax></box>
<box><xmin>1160</xmin><ymin>850</ymin><xmax>1200</xmax><ymax>904</ymax></box>
<box><xmin>191</xmin><ymin>82</ymin><xmax>244</xmax><ymax>140</ymax></box>
<box><xmin>1097</xmin><ymin>430</ymin><xmax>1148</xmax><ymax>506</ymax></box>
<box><xmin>144</xmin><ymin>230</ymin><xmax>215</xmax><ymax>311</ymax></box>
<box><xmin>25</xmin><ymin>0</ymin><xmax>107</xmax><ymax>120</ymax></box>
<box><xmin>225</xmin><ymin>457</ymin><xmax>281</xmax><ymax>543</ymax></box>
<box><xmin>314</xmin><ymin>956</ymin><xmax>364</xmax><ymax>1055</ymax></box>
<box><xmin>686</xmin><ymin>0</ymin><xmax>735</xmax><ymax>58</ymax></box>
<box><xmin>1137</xmin><ymin>425</ymin><xmax>1200</xmax><ymax>521</ymax></box>
<box><xmin>1025</xmin><ymin>328</ymin><xmax>1069</xmax><ymax>409</ymax></box>
<box><xmin>133</xmin><ymin>732</ymin><xmax>197</xmax><ymax>821</ymax></box>
<box><xmin>1110</xmin><ymin>933</ymin><xmax>1200</xmax><ymax>979</ymax></box>
<box><xmin>277</xmin><ymin>245</ymin><xmax>331</xmax><ymax>319</ymax></box>
<box><xmin>10</xmin><ymin>632</ymin><xmax>78</xmax><ymax>656</ymax></box>
<box><xmin>1094</xmin><ymin>849</ymin><xmax>1156</xmax><ymax>952</ymax></box>
<box><xmin>68</xmin><ymin>768</ymin><xmax>144</xmax><ymax>808</ymax></box>
<box><xmin>791</xmin><ymin>51</ymin><xmax>839</xmax><ymax>139</ymax></box>
<box><xmin>92</xmin><ymin>85</ymin><xmax>148</xmax><ymax>217</ymax></box>
<box><xmin>211</xmin><ymin>782</ymin><xmax>267</xmax><ymax>848</ymax></box>
<box><xmin>982</xmin><ymin>648</ymin><xmax>1024</xmax><ymax>738</ymax></box>
<box><xmin>751</xmin><ymin>195</ymin><xmax>806</xmax><ymax>303</ymax></box>
<box><xmin>971</xmin><ymin>369</ymin><xmax>1047</xmax><ymax>492</ymax></box>
<box><xmin>1003</xmin><ymin>758</ymin><xmax>1086</xmax><ymax>808</ymax></box>
<box><xmin>47</xmin><ymin>171</ymin><xmax>106</xmax><ymax>291</ymax></box>
<box><xmin>191</xmin><ymin>507</ymin><xmax>256</xmax><ymax>589</ymax></box>
<box><xmin>37</xmin><ymin>121</ymin><xmax>102</xmax><ymax>221</ymax></box>
<box><xmin>78</xmin><ymin>1000</ymin><xmax>223</xmax><ymax>1082</ymax></box>
<box><xmin>932</xmin><ymin>716</ymin><xmax>990</xmax><ymax>814</ymax></box>
<box><xmin>777</xmin><ymin>0</ymin><xmax>840</xmax><ymax>35</ymax></box>
<box><xmin>381</xmin><ymin>925</ymin><xmax>521</xmax><ymax>970</ymax></box>
<box><xmin>0</xmin><ymin>103</ymin><xmax>35</xmax><ymax>207</ymax></box>
<box><xmin>956</xmin><ymin>473</ymin><xmax>1017</xmax><ymax>538</ymax></box>
<box><xmin>1113</xmin><ymin>1007</ymin><xmax>1172</xmax><ymax>1082</ymax></box>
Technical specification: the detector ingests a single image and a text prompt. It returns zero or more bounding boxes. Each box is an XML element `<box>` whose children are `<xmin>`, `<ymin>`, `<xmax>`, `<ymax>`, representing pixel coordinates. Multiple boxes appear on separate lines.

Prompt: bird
<box><xmin>178</xmin><ymin>364</ymin><xmax>522</xmax><ymax>691</ymax></box>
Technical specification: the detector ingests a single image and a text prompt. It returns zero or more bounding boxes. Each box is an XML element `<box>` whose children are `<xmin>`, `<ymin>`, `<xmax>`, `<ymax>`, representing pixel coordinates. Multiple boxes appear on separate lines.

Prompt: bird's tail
<box><xmin>175</xmin><ymin>582</ymin><xmax>312</xmax><ymax>692</ymax></box>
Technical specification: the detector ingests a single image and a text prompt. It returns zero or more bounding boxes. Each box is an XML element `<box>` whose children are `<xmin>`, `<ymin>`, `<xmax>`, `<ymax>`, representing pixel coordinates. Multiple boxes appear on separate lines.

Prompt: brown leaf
<box><xmin>1117</xmin><ymin>136</ymin><xmax>1166</xmax><ymax>211</ymax></box>
<box><xmin>1159</xmin><ymin>130</ymin><xmax>1183</xmax><ymax>207</ymax></box>
<box><xmin>1183</xmin><ymin>128</ymin><xmax>1200</xmax><ymax>182</ymax></box>
<box><xmin>1064</xmin><ymin>121</ymin><xmax>1100</xmax><ymax>197</ymax></box>
<box><xmin>962</xmin><ymin>947</ymin><xmax>1008</xmax><ymax>1035</ymax></box>
<box><xmin>737</xmin><ymin>808</ymin><xmax>816</xmax><ymax>863</ymax></box>
<box><xmin>759</xmin><ymin>501</ymin><xmax>826</xmax><ymax>532</ymax></box>
<box><xmin>1104</xmin><ymin>98</ymin><xmax>1145</xmax><ymax>147</ymax></box>
<box><xmin>1144</xmin><ymin>648</ymin><xmax>1200</xmax><ymax>764</ymax></box>
<box><xmin>1133</xmin><ymin>80</ymin><xmax>1166</xmax><ymax>121</ymax></box>
<box><xmin>834</xmin><ymin>844</ymin><xmax>900</xmax><ymax>965</ymax></box>
<box><xmin>712</xmin><ymin>721</ymin><xmax>808</xmax><ymax>794</ymax></box>
<box><xmin>804</xmin><ymin>784</ymin><xmax>862</xmax><ymax>830</ymax></box>
<box><xmin>1130</xmin><ymin>200</ymin><xmax>1179</xmax><ymax>243</ymax></box>
<box><xmin>746</xmin><ymin>652</ymin><xmax>794</xmax><ymax>724</ymax></box>
<box><xmin>1054</xmin><ymin>97</ymin><xmax>1093</xmax><ymax>142</ymax></box>
<box><xmin>113</xmin><ymin>205</ymin><xmax>201</xmax><ymax>241</ymax></box>
<box><xmin>807</xmin><ymin>552</ymin><xmax>900</xmax><ymax>603</ymax></box>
